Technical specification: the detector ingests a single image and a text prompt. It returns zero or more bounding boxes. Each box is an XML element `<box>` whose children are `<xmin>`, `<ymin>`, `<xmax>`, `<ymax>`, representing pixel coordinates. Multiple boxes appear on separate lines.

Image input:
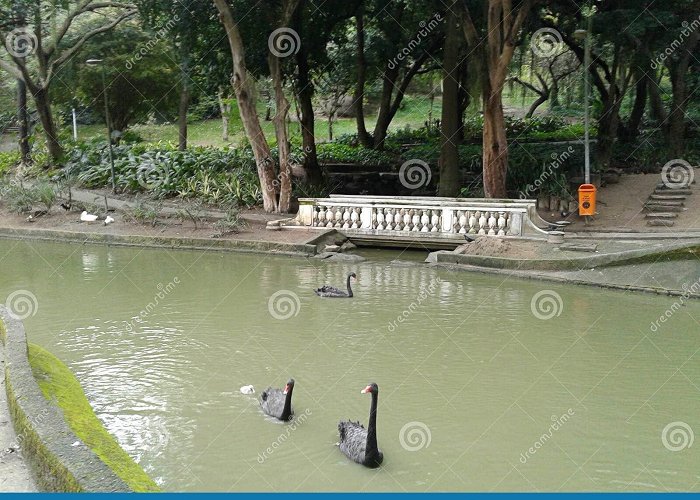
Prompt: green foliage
<box><xmin>0</xmin><ymin>151</ymin><xmax>20</xmax><ymax>174</ymax></box>
<box><xmin>127</xmin><ymin>197</ymin><xmax>163</xmax><ymax>227</ymax></box>
<box><xmin>53</xmin><ymin>21</ymin><xmax>179</xmax><ymax>132</ymax></box>
<box><xmin>62</xmin><ymin>142</ymin><xmax>262</xmax><ymax>206</ymax></box>
<box><xmin>176</xmin><ymin>198</ymin><xmax>207</xmax><ymax>230</ymax></box>
<box><xmin>34</xmin><ymin>181</ymin><xmax>58</xmax><ymax>212</ymax></box>
<box><xmin>316</xmin><ymin>143</ymin><xmax>396</xmax><ymax>165</ymax></box>
<box><xmin>213</xmin><ymin>206</ymin><xmax>245</xmax><ymax>237</ymax></box>
<box><xmin>0</xmin><ymin>179</ymin><xmax>58</xmax><ymax>214</ymax></box>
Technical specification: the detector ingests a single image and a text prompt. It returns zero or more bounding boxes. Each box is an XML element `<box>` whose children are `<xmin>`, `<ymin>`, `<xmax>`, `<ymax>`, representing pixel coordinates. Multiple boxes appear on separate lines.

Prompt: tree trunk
<box><xmin>459</xmin><ymin>0</ymin><xmax>534</xmax><ymax>198</ymax></box>
<box><xmin>213</xmin><ymin>0</ymin><xmax>278</xmax><ymax>212</ymax></box>
<box><xmin>269</xmin><ymin>53</ymin><xmax>293</xmax><ymax>213</ymax></box>
<box><xmin>354</xmin><ymin>7</ymin><xmax>373</xmax><ymax>148</ymax></box>
<box><xmin>647</xmin><ymin>70</ymin><xmax>668</xmax><ymax>124</ymax></box>
<box><xmin>294</xmin><ymin>30</ymin><xmax>322</xmax><ymax>185</ymax></box>
<box><xmin>177</xmin><ymin>55</ymin><xmax>190</xmax><ymax>151</ymax></box>
<box><xmin>621</xmin><ymin>70</ymin><xmax>647</xmax><ymax>142</ymax></box>
<box><xmin>482</xmin><ymin>86</ymin><xmax>508</xmax><ymax>198</ymax></box>
<box><xmin>32</xmin><ymin>86</ymin><xmax>63</xmax><ymax>164</ymax></box>
<box><xmin>217</xmin><ymin>87</ymin><xmax>230</xmax><ymax>141</ymax></box>
<box><xmin>17</xmin><ymin>77</ymin><xmax>31</xmax><ymax>165</ymax></box>
<box><xmin>438</xmin><ymin>4</ymin><xmax>461</xmax><ymax>197</ymax></box>
<box><xmin>665</xmin><ymin>30</ymin><xmax>699</xmax><ymax>158</ymax></box>
<box><xmin>372</xmin><ymin>63</ymin><xmax>399</xmax><ymax>149</ymax></box>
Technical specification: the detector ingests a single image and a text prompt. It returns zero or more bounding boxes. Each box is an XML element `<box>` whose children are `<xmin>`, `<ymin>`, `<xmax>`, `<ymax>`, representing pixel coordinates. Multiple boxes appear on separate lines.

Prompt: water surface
<box><xmin>1</xmin><ymin>239</ymin><xmax>698</xmax><ymax>491</ymax></box>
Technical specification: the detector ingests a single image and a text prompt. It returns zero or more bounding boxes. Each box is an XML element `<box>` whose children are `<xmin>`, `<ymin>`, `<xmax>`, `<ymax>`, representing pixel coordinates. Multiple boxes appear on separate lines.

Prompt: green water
<box><xmin>1</xmin><ymin>239</ymin><xmax>699</xmax><ymax>492</ymax></box>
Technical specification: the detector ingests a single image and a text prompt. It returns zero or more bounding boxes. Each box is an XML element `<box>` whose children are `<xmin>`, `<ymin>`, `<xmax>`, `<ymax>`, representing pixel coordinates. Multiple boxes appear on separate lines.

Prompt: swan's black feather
<box><xmin>338</xmin><ymin>420</ymin><xmax>368</xmax><ymax>462</ymax></box>
<box><xmin>260</xmin><ymin>386</ymin><xmax>292</xmax><ymax>420</ymax></box>
<box><xmin>314</xmin><ymin>273</ymin><xmax>355</xmax><ymax>298</ymax></box>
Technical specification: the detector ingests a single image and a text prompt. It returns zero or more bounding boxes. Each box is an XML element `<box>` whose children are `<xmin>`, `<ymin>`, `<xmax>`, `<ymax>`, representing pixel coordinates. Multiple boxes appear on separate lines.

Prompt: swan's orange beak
<box><xmin>283</xmin><ymin>384</ymin><xmax>290</xmax><ymax>395</ymax></box>
<box><xmin>361</xmin><ymin>385</ymin><xmax>372</xmax><ymax>394</ymax></box>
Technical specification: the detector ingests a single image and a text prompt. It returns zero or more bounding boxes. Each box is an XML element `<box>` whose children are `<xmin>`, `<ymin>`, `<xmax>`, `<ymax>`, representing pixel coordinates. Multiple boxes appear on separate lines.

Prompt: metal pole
<box><xmin>583</xmin><ymin>7</ymin><xmax>593</xmax><ymax>185</ymax></box>
<box><xmin>102</xmin><ymin>68</ymin><xmax>116</xmax><ymax>191</ymax></box>
<box><xmin>72</xmin><ymin>107</ymin><xmax>78</xmax><ymax>141</ymax></box>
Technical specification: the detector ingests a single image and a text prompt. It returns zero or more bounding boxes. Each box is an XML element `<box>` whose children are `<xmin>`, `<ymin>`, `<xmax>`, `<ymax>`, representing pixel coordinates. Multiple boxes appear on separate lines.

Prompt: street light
<box><xmin>574</xmin><ymin>3</ymin><xmax>595</xmax><ymax>187</ymax></box>
<box><xmin>86</xmin><ymin>58</ymin><xmax>116</xmax><ymax>191</ymax></box>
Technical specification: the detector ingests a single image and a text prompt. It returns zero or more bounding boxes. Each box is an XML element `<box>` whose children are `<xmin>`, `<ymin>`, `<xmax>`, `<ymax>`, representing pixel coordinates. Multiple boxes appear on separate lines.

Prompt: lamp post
<box><xmin>86</xmin><ymin>58</ymin><xmax>116</xmax><ymax>191</ymax></box>
<box><xmin>574</xmin><ymin>4</ymin><xmax>595</xmax><ymax>186</ymax></box>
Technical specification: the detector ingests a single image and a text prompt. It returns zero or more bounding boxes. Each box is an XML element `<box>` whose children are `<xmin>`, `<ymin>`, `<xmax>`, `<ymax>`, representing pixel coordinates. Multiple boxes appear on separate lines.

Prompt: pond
<box><xmin>1</xmin><ymin>239</ymin><xmax>699</xmax><ymax>491</ymax></box>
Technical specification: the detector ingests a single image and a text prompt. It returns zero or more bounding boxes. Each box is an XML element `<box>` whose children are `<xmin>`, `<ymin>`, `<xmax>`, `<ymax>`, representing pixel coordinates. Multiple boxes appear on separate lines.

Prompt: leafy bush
<box><xmin>62</xmin><ymin>141</ymin><xmax>262</xmax><ymax>206</ymax></box>
<box><xmin>213</xmin><ymin>207</ymin><xmax>245</xmax><ymax>236</ymax></box>
<box><xmin>0</xmin><ymin>180</ymin><xmax>58</xmax><ymax>214</ymax></box>
<box><xmin>316</xmin><ymin>143</ymin><xmax>396</xmax><ymax>165</ymax></box>
<box><xmin>0</xmin><ymin>151</ymin><xmax>20</xmax><ymax>174</ymax></box>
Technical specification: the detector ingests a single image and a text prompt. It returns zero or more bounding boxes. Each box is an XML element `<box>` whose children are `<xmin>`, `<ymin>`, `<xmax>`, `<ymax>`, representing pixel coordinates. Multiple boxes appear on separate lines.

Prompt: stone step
<box><xmin>657</xmin><ymin>181</ymin><xmax>695</xmax><ymax>189</ymax></box>
<box><xmin>645</xmin><ymin>200</ymin><xmax>685</xmax><ymax>207</ymax></box>
<box><xmin>654</xmin><ymin>189</ymin><xmax>692</xmax><ymax>195</ymax></box>
<box><xmin>644</xmin><ymin>205</ymin><xmax>684</xmax><ymax>213</ymax></box>
<box><xmin>649</xmin><ymin>194</ymin><xmax>688</xmax><ymax>201</ymax></box>
<box><xmin>647</xmin><ymin>219</ymin><xmax>675</xmax><ymax>227</ymax></box>
<box><xmin>645</xmin><ymin>212</ymin><xmax>679</xmax><ymax>219</ymax></box>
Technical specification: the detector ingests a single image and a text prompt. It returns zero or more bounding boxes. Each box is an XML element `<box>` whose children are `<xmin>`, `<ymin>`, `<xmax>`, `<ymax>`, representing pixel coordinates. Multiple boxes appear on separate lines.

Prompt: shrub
<box><xmin>213</xmin><ymin>206</ymin><xmax>245</xmax><ymax>236</ymax></box>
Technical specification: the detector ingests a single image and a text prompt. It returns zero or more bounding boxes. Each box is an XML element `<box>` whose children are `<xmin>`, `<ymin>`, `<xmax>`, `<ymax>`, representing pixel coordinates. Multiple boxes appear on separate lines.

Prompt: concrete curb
<box><xmin>431</xmin><ymin>263</ymin><xmax>700</xmax><ymax>300</ymax></box>
<box><xmin>0</xmin><ymin>226</ymin><xmax>317</xmax><ymax>257</ymax></box>
<box><xmin>434</xmin><ymin>240</ymin><xmax>700</xmax><ymax>271</ymax></box>
<box><xmin>0</xmin><ymin>307</ymin><xmax>131</xmax><ymax>492</ymax></box>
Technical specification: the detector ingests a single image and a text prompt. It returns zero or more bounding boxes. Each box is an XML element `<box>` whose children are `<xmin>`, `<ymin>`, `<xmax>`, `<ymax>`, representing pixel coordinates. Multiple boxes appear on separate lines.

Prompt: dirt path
<box><xmin>539</xmin><ymin>171</ymin><xmax>700</xmax><ymax>232</ymax></box>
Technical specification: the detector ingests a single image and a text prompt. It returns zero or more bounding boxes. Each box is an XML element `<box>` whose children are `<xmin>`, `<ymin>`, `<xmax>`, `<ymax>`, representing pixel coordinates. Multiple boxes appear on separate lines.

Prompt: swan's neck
<box><xmin>346</xmin><ymin>276</ymin><xmax>353</xmax><ymax>297</ymax></box>
<box><xmin>366</xmin><ymin>392</ymin><xmax>378</xmax><ymax>452</ymax></box>
<box><xmin>282</xmin><ymin>388</ymin><xmax>293</xmax><ymax>419</ymax></box>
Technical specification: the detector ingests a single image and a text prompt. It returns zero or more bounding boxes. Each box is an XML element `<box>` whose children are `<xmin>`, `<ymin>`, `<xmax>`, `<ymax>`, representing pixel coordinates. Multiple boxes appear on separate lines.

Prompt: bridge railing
<box><xmin>293</xmin><ymin>195</ymin><xmax>550</xmax><ymax>238</ymax></box>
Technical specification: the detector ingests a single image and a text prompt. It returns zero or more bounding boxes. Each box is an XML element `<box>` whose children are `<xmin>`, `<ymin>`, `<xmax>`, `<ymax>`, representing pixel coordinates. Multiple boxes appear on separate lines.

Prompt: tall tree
<box><xmin>0</xmin><ymin>0</ymin><xmax>137</xmax><ymax>163</ymax></box>
<box><xmin>438</xmin><ymin>2</ymin><xmax>462</xmax><ymax>197</ymax></box>
<box><xmin>459</xmin><ymin>0</ymin><xmax>535</xmax><ymax>198</ymax></box>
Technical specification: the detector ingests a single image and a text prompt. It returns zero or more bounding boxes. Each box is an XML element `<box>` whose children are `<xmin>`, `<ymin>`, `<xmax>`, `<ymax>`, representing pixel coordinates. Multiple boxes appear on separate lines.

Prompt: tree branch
<box><xmin>48</xmin><ymin>8</ymin><xmax>137</xmax><ymax>81</ymax></box>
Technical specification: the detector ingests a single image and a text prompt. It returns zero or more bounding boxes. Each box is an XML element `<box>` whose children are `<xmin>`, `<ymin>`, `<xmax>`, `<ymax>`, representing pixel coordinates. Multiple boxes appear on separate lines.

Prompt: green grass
<box><xmin>73</xmin><ymin>95</ymin><xmax>442</xmax><ymax>149</ymax></box>
<box><xmin>28</xmin><ymin>344</ymin><xmax>160</xmax><ymax>492</ymax></box>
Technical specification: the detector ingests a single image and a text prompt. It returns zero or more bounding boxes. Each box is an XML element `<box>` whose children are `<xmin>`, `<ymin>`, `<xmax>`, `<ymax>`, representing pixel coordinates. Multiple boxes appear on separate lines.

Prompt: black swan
<box><xmin>338</xmin><ymin>383</ymin><xmax>383</xmax><ymax>468</ymax></box>
<box><xmin>260</xmin><ymin>378</ymin><xmax>295</xmax><ymax>421</ymax></box>
<box><xmin>315</xmin><ymin>272</ymin><xmax>356</xmax><ymax>298</ymax></box>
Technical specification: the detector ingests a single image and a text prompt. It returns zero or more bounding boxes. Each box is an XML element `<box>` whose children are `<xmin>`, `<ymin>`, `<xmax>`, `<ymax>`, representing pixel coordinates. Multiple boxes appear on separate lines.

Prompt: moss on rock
<box><xmin>27</xmin><ymin>344</ymin><xmax>159</xmax><ymax>492</ymax></box>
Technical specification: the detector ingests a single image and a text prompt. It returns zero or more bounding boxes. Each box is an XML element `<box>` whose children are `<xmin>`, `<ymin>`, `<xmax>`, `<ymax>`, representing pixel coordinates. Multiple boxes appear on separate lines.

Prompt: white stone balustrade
<box><xmin>293</xmin><ymin>195</ymin><xmax>550</xmax><ymax>239</ymax></box>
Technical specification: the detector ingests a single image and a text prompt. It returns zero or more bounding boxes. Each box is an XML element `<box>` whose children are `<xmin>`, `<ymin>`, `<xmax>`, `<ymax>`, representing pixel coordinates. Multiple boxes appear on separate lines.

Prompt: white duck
<box><xmin>104</xmin><ymin>215</ymin><xmax>115</xmax><ymax>225</ymax></box>
<box><xmin>80</xmin><ymin>211</ymin><xmax>99</xmax><ymax>223</ymax></box>
<box><xmin>240</xmin><ymin>385</ymin><xmax>255</xmax><ymax>395</ymax></box>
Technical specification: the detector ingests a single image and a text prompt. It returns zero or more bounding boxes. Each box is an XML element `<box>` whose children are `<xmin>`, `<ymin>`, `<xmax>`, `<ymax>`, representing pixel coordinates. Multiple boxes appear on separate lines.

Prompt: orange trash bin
<box><xmin>578</xmin><ymin>184</ymin><xmax>597</xmax><ymax>216</ymax></box>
